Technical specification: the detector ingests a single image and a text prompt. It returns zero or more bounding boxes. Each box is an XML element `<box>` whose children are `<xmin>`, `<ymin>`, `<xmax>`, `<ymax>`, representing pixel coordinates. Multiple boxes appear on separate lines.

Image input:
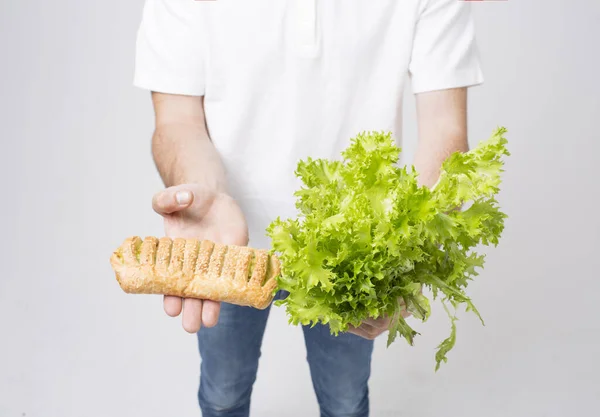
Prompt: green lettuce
<box><xmin>266</xmin><ymin>127</ymin><xmax>509</xmax><ymax>370</ymax></box>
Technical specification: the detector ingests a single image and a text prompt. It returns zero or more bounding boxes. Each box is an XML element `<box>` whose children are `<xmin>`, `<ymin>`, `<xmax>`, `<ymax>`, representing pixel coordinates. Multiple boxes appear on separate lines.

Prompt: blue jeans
<box><xmin>197</xmin><ymin>290</ymin><xmax>374</xmax><ymax>417</ymax></box>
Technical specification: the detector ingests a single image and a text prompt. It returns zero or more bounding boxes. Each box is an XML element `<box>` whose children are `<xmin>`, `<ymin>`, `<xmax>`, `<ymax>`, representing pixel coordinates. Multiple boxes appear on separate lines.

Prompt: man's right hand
<box><xmin>151</xmin><ymin>183</ymin><xmax>249</xmax><ymax>333</ymax></box>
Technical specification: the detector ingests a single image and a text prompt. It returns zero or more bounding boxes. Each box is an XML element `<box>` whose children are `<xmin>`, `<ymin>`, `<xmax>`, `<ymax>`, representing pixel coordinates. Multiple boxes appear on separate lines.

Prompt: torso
<box><xmin>196</xmin><ymin>1</ymin><xmax>423</xmax><ymax>246</ymax></box>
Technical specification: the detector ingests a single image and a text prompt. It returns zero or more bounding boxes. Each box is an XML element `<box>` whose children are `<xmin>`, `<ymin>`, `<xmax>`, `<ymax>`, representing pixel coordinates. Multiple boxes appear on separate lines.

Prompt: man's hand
<box><xmin>347</xmin><ymin>300</ymin><xmax>412</xmax><ymax>340</ymax></box>
<box><xmin>152</xmin><ymin>183</ymin><xmax>249</xmax><ymax>333</ymax></box>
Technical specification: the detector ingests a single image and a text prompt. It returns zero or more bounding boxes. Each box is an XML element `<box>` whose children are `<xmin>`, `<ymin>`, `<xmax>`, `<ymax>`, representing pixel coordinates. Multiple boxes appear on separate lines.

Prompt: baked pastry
<box><xmin>110</xmin><ymin>236</ymin><xmax>280</xmax><ymax>309</ymax></box>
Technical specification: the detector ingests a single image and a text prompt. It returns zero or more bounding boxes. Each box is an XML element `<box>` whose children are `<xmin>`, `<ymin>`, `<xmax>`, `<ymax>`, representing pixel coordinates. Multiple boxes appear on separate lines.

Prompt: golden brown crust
<box><xmin>109</xmin><ymin>236</ymin><xmax>280</xmax><ymax>309</ymax></box>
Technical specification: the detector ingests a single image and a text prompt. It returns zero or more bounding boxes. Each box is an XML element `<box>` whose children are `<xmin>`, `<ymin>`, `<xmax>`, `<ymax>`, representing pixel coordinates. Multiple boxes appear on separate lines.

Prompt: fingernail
<box><xmin>176</xmin><ymin>191</ymin><xmax>192</xmax><ymax>205</ymax></box>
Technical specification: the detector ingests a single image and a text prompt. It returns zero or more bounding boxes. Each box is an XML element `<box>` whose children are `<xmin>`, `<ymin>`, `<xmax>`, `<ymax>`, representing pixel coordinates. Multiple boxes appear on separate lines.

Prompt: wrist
<box><xmin>167</xmin><ymin>177</ymin><xmax>228</xmax><ymax>196</ymax></box>
<box><xmin>190</xmin><ymin>179</ymin><xmax>228</xmax><ymax>195</ymax></box>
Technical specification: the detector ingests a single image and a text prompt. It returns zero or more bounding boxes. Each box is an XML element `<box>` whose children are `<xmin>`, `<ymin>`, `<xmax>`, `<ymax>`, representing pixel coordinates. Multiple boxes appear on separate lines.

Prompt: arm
<box><xmin>151</xmin><ymin>92</ymin><xmax>226</xmax><ymax>191</ymax></box>
<box><xmin>413</xmin><ymin>87</ymin><xmax>469</xmax><ymax>188</ymax></box>
<box><xmin>131</xmin><ymin>0</ymin><xmax>245</xmax><ymax>332</ymax></box>
<box><xmin>350</xmin><ymin>0</ymin><xmax>480</xmax><ymax>341</ymax></box>
<box><xmin>149</xmin><ymin>92</ymin><xmax>248</xmax><ymax>333</ymax></box>
<box><xmin>408</xmin><ymin>0</ymin><xmax>481</xmax><ymax>187</ymax></box>
<box><xmin>348</xmin><ymin>87</ymin><xmax>469</xmax><ymax>340</ymax></box>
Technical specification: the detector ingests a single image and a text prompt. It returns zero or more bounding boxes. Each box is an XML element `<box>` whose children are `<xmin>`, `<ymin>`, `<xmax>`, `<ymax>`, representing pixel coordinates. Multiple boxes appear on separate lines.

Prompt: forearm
<box><xmin>152</xmin><ymin>124</ymin><xmax>226</xmax><ymax>190</ymax></box>
<box><xmin>413</xmin><ymin>87</ymin><xmax>469</xmax><ymax>188</ymax></box>
<box><xmin>151</xmin><ymin>92</ymin><xmax>227</xmax><ymax>191</ymax></box>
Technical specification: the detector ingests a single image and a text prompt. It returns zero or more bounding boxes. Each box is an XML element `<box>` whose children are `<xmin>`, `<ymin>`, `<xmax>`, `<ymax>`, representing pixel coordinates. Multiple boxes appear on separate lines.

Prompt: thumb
<box><xmin>152</xmin><ymin>186</ymin><xmax>194</xmax><ymax>216</ymax></box>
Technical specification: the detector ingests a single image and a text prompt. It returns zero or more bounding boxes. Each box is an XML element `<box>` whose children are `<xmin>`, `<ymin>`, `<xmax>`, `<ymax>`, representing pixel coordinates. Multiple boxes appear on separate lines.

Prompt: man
<box><xmin>133</xmin><ymin>0</ymin><xmax>483</xmax><ymax>416</ymax></box>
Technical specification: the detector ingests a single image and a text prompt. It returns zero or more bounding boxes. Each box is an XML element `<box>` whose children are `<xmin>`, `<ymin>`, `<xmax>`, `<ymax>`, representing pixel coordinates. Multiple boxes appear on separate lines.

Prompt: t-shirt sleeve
<box><xmin>133</xmin><ymin>0</ymin><xmax>207</xmax><ymax>96</ymax></box>
<box><xmin>409</xmin><ymin>0</ymin><xmax>484</xmax><ymax>94</ymax></box>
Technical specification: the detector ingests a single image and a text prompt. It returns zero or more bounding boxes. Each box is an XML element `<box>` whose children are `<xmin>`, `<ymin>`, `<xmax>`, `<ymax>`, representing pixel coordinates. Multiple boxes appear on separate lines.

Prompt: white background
<box><xmin>1</xmin><ymin>1</ymin><xmax>599</xmax><ymax>416</ymax></box>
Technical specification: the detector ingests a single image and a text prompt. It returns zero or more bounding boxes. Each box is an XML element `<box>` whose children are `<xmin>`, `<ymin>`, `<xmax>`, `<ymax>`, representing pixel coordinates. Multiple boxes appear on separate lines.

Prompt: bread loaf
<box><xmin>110</xmin><ymin>236</ymin><xmax>280</xmax><ymax>309</ymax></box>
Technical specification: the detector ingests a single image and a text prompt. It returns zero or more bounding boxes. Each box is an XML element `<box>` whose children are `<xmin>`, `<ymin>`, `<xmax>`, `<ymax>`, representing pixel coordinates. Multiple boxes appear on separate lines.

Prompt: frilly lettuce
<box><xmin>266</xmin><ymin>128</ymin><xmax>509</xmax><ymax>370</ymax></box>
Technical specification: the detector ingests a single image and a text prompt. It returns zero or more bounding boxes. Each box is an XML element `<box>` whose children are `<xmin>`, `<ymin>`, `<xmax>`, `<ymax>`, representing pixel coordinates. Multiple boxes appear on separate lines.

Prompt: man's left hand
<box><xmin>347</xmin><ymin>303</ymin><xmax>412</xmax><ymax>340</ymax></box>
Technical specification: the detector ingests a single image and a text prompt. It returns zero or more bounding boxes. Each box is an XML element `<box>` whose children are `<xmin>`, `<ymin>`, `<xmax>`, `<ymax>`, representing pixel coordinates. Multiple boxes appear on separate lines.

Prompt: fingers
<box><xmin>347</xmin><ymin>314</ymin><xmax>405</xmax><ymax>340</ymax></box>
<box><xmin>347</xmin><ymin>327</ymin><xmax>365</xmax><ymax>338</ymax></box>
<box><xmin>181</xmin><ymin>299</ymin><xmax>219</xmax><ymax>331</ymax></box>
<box><xmin>398</xmin><ymin>299</ymin><xmax>412</xmax><ymax>319</ymax></box>
<box><xmin>362</xmin><ymin>317</ymin><xmax>384</xmax><ymax>327</ymax></box>
<box><xmin>182</xmin><ymin>298</ymin><xmax>203</xmax><ymax>333</ymax></box>
<box><xmin>347</xmin><ymin>323</ymin><xmax>381</xmax><ymax>340</ymax></box>
<box><xmin>201</xmin><ymin>300</ymin><xmax>221</xmax><ymax>328</ymax></box>
<box><xmin>152</xmin><ymin>186</ymin><xmax>194</xmax><ymax>216</ymax></box>
<box><xmin>163</xmin><ymin>296</ymin><xmax>220</xmax><ymax>332</ymax></box>
<box><xmin>401</xmin><ymin>309</ymin><xmax>412</xmax><ymax>319</ymax></box>
<box><xmin>163</xmin><ymin>295</ymin><xmax>182</xmax><ymax>317</ymax></box>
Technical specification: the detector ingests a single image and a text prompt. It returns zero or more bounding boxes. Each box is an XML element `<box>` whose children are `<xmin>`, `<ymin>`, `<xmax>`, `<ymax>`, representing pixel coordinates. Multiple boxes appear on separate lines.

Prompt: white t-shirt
<box><xmin>134</xmin><ymin>0</ymin><xmax>484</xmax><ymax>248</ymax></box>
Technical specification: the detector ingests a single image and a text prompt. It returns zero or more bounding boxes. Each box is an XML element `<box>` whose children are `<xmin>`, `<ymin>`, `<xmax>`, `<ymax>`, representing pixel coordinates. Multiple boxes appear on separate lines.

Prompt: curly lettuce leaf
<box><xmin>267</xmin><ymin>128</ymin><xmax>509</xmax><ymax>369</ymax></box>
